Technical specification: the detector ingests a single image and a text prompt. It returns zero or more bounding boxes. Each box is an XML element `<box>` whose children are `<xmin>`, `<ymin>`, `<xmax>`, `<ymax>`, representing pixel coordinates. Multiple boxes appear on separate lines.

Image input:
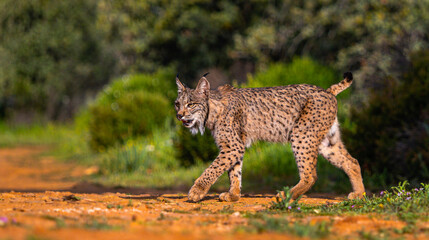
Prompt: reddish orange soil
<box><xmin>0</xmin><ymin>147</ymin><xmax>426</xmax><ymax>240</ymax></box>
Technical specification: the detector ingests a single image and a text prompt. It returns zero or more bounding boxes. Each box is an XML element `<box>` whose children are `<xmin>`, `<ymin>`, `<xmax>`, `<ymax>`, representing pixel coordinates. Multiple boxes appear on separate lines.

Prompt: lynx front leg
<box><xmin>219</xmin><ymin>161</ymin><xmax>242</xmax><ymax>202</ymax></box>
<box><xmin>188</xmin><ymin>144</ymin><xmax>245</xmax><ymax>202</ymax></box>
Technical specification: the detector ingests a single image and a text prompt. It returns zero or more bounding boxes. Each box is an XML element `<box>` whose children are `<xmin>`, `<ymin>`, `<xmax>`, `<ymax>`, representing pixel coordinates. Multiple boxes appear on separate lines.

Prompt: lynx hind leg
<box><xmin>219</xmin><ymin>161</ymin><xmax>242</xmax><ymax>202</ymax></box>
<box><xmin>289</xmin><ymin>121</ymin><xmax>332</xmax><ymax>198</ymax></box>
<box><xmin>288</xmin><ymin>97</ymin><xmax>339</xmax><ymax>200</ymax></box>
<box><xmin>319</xmin><ymin>121</ymin><xmax>365</xmax><ymax>199</ymax></box>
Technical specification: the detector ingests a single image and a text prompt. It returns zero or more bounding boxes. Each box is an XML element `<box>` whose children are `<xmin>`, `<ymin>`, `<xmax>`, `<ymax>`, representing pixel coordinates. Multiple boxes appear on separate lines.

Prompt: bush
<box><xmin>344</xmin><ymin>51</ymin><xmax>429</xmax><ymax>186</ymax></box>
<box><xmin>88</xmin><ymin>68</ymin><xmax>176</xmax><ymax>151</ymax></box>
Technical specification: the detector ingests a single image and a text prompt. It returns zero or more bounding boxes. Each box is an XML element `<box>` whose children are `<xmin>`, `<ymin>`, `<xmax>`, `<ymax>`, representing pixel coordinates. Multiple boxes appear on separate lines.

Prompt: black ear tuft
<box><xmin>343</xmin><ymin>72</ymin><xmax>353</xmax><ymax>82</ymax></box>
<box><xmin>203</xmin><ymin>72</ymin><xmax>210</xmax><ymax>77</ymax></box>
<box><xmin>176</xmin><ymin>73</ymin><xmax>179</xmax><ymax>78</ymax></box>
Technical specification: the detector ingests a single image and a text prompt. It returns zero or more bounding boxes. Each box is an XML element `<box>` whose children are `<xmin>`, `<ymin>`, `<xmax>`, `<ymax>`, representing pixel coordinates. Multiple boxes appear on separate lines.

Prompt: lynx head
<box><xmin>175</xmin><ymin>74</ymin><xmax>210</xmax><ymax>135</ymax></box>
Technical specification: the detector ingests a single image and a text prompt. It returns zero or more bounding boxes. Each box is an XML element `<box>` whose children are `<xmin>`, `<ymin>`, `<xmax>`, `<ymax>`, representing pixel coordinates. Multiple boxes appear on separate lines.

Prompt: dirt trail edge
<box><xmin>0</xmin><ymin>146</ymin><xmax>426</xmax><ymax>240</ymax></box>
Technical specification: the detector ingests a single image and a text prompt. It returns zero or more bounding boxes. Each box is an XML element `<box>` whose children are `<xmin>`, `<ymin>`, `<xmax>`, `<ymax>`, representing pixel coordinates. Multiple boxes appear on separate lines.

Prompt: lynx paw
<box><xmin>188</xmin><ymin>183</ymin><xmax>208</xmax><ymax>202</ymax></box>
<box><xmin>219</xmin><ymin>192</ymin><xmax>240</xmax><ymax>202</ymax></box>
<box><xmin>348</xmin><ymin>191</ymin><xmax>365</xmax><ymax>199</ymax></box>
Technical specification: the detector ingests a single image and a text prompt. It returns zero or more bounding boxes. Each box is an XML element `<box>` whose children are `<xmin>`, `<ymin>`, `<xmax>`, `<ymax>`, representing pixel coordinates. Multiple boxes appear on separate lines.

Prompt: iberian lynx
<box><xmin>175</xmin><ymin>72</ymin><xmax>365</xmax><ymax>202</ymax></box>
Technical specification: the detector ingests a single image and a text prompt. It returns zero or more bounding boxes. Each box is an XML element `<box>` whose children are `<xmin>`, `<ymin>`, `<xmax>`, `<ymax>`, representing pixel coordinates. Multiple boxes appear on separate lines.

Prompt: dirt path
<box><xmin>0</xmin><ymin>147</ymin><xmax>425</xmax><ymax>239</ymax></box>
<box><xmin>0</xmin><ymin>146</ymin><xmax>87</xmax><ymax>191</ymax></box>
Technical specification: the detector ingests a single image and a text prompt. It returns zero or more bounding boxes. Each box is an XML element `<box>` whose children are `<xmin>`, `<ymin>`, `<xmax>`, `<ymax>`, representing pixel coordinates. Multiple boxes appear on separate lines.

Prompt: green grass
<box><xmin>269</xmin><ymin>182</ymin><xmax>429</xmax><ymax>222</ymax></box>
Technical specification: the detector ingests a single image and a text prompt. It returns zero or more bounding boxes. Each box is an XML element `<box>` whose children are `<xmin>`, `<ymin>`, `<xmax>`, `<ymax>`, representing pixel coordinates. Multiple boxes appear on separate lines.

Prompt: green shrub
<box><xmin>88</xmin><ymin>68</ymin><xmax>176</xmax><ymax>151</ymax></box>
<box><xmin>89</xmin><ymin>91</ymin><xmax>172</xmax><ymax>151</ymax></box>
<box><xmin>344</xmin><ymin>50</ymin><xmax>429</xmax><ymax>186</ymax></box>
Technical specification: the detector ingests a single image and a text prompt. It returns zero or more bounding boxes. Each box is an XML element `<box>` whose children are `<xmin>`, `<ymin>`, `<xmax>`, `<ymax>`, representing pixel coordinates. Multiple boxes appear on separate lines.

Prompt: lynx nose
<box><xmin>176</xmin><ymin>113</ymin><xmax>183</xmax><ymax>120</ymax></box>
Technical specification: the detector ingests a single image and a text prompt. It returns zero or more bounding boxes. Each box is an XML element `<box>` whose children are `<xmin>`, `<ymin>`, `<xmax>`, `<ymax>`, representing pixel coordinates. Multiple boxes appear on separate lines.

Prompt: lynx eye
<box><xmin>187</xmin><ymin>103</ymin><xmax>197</xmax><ymax>108</ymax></box>
<box><xmin>174</xmin><ymin>102</ymin><xmax>180</xmax><ymax>108</ymax></box>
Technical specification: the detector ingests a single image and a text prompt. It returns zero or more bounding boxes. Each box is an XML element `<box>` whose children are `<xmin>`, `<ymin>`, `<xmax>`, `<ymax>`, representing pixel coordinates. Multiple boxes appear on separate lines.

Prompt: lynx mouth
<box><xmin>181</xmin><ymin>119</ymin><xmax>194</xmax><ymax>127</ymax></box>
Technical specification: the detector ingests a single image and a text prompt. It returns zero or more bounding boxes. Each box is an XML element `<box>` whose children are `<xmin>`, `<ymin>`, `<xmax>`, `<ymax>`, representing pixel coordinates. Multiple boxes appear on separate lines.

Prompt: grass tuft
<box><xmin>270</xmin><ymin>186</ymin><xmax>302</xmax><ymax>210</ymax></box>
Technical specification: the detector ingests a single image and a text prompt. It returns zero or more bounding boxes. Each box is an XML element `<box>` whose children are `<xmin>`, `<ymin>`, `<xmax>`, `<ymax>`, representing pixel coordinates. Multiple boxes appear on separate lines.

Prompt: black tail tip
<box><xmin>343</xmin><ymin>72</ymin><xmax>353</xmax><ymax>82</ymax></box>
<box><xmin>203</xmin><ymin>72</ymin><xmax>210</xmax><ymax>77</ymax></box>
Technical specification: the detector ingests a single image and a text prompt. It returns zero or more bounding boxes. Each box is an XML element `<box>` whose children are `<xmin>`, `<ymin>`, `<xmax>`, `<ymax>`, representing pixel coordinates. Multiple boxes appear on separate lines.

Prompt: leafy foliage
<box><xmin>96</xmin><ymin>0</ymin><xmax>252</xmax><ymax>76</ymax></box>
<box><xmin>233</xmin><ymin>0</ymin><xmax>429</xmax><ymax>90</ymax></box>
<box><xmin>1</xmin><ymin>0</ymin><xmax>428</xmax><ymax>123</ymax></box>
<box><xmin>0</xmin><ymin>0</ymin><xmax>116</xmax><ymax>120</ymax></box>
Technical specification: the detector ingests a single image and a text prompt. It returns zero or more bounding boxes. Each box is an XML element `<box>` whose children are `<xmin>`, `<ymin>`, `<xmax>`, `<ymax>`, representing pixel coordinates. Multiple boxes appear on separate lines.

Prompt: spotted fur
<box><xmin>175</xmin><ymin>73</ymin><xmax>365</xmax><ymax>202</ymax></box>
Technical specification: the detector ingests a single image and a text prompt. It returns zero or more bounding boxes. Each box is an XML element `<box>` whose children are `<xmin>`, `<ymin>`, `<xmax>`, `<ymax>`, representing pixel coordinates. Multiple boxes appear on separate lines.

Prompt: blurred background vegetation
<box><xmin>0</xmin><ymin>0</ymin><xmax>428</xmax><ymax>193</ymax></box>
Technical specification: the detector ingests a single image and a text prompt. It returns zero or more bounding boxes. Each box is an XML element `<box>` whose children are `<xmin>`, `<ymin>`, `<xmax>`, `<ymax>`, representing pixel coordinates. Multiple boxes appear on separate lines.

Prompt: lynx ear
<box><xmin>196</xmin><ymin>76</ymin><xmax>210</xmax><ymax>96</ymax></box>
<box><xmin>176</xmin><ymin>74</ymin><xmax>185</xmax><ymax>93</ymax></box>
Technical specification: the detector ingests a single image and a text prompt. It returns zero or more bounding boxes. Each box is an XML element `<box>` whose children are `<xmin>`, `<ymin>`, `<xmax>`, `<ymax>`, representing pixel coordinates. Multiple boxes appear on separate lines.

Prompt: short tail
<box><xmin>326</xmin><ymin>72</ymin><xmax>353</xmax><ymax>96</ymax></box>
